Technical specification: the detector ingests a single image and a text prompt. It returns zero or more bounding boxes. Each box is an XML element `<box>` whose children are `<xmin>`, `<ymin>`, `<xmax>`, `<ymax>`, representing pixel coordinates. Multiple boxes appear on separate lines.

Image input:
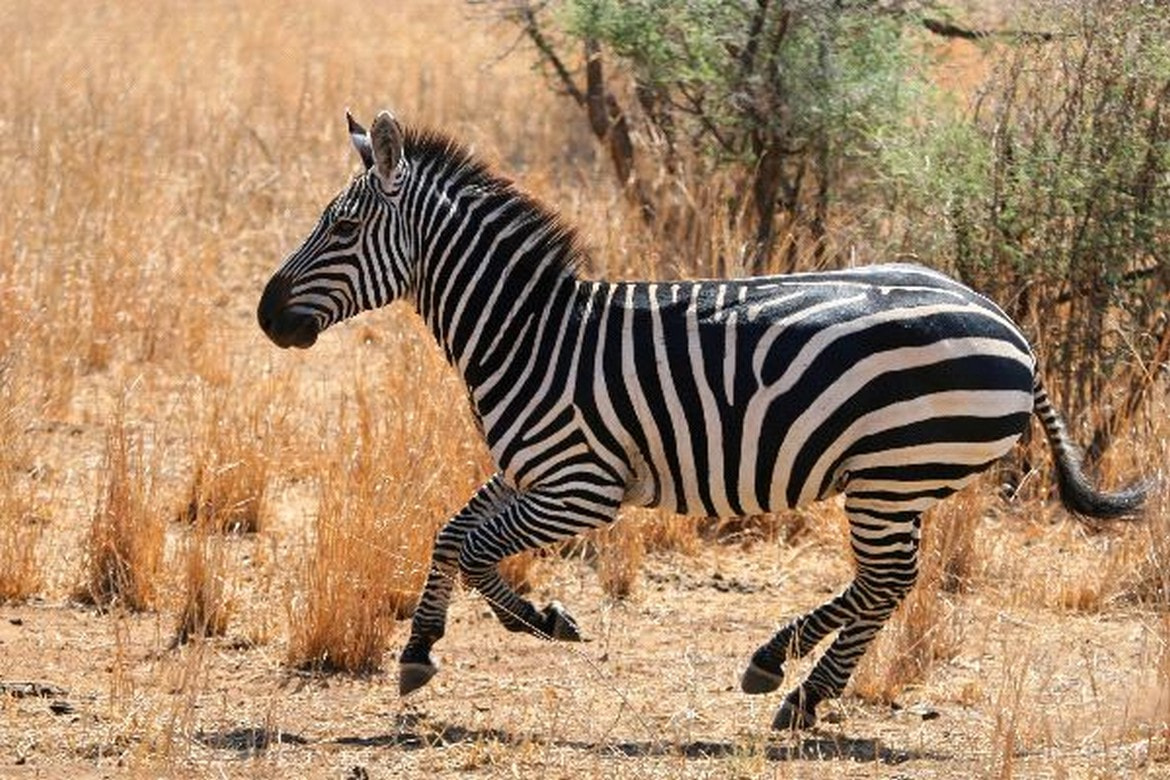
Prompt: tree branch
<box><xmin>517</xmin><ymin>3</ymin><xmax>585</xmax><ymax>106</ymax></box>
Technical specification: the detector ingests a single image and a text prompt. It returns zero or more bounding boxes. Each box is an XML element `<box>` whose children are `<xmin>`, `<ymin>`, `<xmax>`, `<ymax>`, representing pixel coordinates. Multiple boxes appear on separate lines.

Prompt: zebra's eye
<box><xmin>331</xmin><ymin>219</ymin><xmax>360</xmax><ymax>240</ymax></box>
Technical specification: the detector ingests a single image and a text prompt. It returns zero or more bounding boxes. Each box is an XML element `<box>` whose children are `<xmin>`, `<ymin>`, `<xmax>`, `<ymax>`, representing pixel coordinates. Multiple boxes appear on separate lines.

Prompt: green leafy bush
<box><xmin>888</xmin><ymin>2</ymin><xmax>1169</xmax><ymax>445</ymax></box>
<box><xmin>507</xmin><ymin>0</ymin><xmax>923</xmax><ymax>272</ymax></box>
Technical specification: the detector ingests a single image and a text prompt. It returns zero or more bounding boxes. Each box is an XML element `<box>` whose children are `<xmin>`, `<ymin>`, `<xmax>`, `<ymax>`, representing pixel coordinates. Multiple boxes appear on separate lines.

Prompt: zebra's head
<box><xmin>258</xmin><ymin>110</ymin><xmax>412</xmax><ymax>348</ymax></box>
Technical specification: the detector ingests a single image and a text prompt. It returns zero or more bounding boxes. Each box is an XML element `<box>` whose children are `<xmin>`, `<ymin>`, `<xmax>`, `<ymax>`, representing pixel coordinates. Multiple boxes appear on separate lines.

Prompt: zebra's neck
<box><xmin>405</xmin><ymin>150</ymin><xmax>583</xmax><ymax>389</ymax></box>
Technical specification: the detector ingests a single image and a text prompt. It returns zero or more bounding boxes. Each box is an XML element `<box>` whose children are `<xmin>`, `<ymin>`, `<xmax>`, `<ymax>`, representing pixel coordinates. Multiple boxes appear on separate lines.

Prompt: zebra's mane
<box><xmin>404</xmin><ymin>127</ymin><xmax>585</xmax><ymax>280</ymax></box>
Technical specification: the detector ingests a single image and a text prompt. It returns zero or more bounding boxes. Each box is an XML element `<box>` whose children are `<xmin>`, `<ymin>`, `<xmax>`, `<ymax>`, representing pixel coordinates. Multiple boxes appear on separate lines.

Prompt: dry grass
<box><xmin>0</xmin><ymin>490</ymin><xmax>43</xmax><ymax>603</ymax></box>
<box><xmin>180</xmin><ymin>376</ymin><xmax>290</xmax><ymax>535</ymax></box>
<box><xmin>287</xmin><ymin>366</ymin><xmax>481</xmax><ymax>672</ymax></box>
<box><xmin>0</xmin><ymin>378</ymin><xmax>43</xmax><ymax>603</ymax></box>
<box><xmin>74</xmin><ymin>409</ymin><xmax>165</xmax><ymax>612</ymax></box>
<box><xmin>1122</xmin><ymin>409</ymin><xmax>1170</xmax><ymax>609</ymax></box>
<box><xmin>0</xmin><ymin>0</ymin><xmax>1166</xmax><ymax>776</ymax></box>
<box><xmin>173</xmin><ymin>524</ymin><xmax>233</xmax><ymax>646</ymax></box>
<box><xmin>594</xmin><ymin>518</ymin><xmax>647</xmax><ymax>599</ymax></box>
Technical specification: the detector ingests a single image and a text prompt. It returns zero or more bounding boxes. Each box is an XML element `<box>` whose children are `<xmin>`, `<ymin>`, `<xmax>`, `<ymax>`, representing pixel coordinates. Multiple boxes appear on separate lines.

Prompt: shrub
<box><xmin>498</xmin><ymin>0</ymin><xmax>924</xmax><ymax>273</ymax></box>
<box><xmin>886</xmin><ymin>2</ymin><xmax>1170</xmax><ymax>444</ymax></box>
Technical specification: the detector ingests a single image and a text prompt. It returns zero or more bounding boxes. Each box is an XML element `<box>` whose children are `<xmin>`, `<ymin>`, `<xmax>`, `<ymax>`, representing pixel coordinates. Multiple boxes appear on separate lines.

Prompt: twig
<box><xmin>922</xmin><ymin>17</ymin><xmax>1058</xmax><ymax>43</ymax></box>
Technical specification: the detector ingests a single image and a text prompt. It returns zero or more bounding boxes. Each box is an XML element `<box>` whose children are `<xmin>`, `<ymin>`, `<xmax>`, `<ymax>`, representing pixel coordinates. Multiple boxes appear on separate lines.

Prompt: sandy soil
<box><xmin>3</xmin><ymin>522</ymin><xmax>1167</xmax><ymax>778</ymax></box>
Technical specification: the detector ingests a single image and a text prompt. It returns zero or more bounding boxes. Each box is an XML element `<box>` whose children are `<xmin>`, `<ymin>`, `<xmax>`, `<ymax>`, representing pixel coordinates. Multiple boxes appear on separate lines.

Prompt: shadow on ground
<box><xmin>193</xmin><ymin>713</ymin><xmax>946</xmax><ymax>765</ymax></box>
<box><xmin>326</xmin><ymin>712</ymin><xmax>941</xmax><ymax>765</ymax></box>
<box><xmin>195</xmin><ymin>726</ymin><xmax>309</xmax><ymax>755</ymax></box>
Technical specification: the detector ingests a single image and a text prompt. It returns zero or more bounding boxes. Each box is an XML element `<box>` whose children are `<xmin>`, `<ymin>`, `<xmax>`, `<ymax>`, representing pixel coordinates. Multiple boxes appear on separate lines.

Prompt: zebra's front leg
<box><xmin>745</xmin><ymin>510</ymin><xmax>921</xmax><ymax>729</ymax></box>
<box><xmin>458</xmin><ymin>483</ymin><xmax>623</xmax><ymax>643</ymax></box>
<box><xmin>399</xmin><ymin>475</ymin><xmax>515</xmax><ymax>695</ymax></box>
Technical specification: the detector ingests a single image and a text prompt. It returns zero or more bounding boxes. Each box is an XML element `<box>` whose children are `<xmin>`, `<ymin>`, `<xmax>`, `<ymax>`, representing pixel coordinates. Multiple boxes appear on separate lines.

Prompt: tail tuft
<box><xmin>1033</xmin><ymin>376</ymin><xmax>1147</xmax><ymax>521</ymax></box>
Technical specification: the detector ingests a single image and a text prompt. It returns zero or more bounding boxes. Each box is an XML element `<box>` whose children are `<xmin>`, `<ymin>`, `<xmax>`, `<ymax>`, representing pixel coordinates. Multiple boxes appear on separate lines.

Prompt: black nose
<box><xmin>257</xmin><ymin>274</ymin><xmax>319</xmax><ymax>349</ymax></box>
<box><xmin>257</xmin><ymin>274</ymin><xmax>290</xmax><ymax>336</ymax></box>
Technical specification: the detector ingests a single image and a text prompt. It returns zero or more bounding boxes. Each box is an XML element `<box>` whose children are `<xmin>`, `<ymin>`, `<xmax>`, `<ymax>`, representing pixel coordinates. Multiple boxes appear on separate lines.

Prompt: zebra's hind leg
<box><xmin>399</xmin><ymin>475</ymin><xmax>515</xmax><ymax>696</ymax></box>
<box><xmin>458</xmin><ymin>483</ymin><xmax>622</xmax><ymax>643</ymax></box>
<box><xmin>772</xmin><ymin>613</ymin><xmax>898</xmax><ymax>730</ymax></box>
<box><xmin>745</xmin><ymin>508</ymin><xmax>921</xmax><ymax>730</ymax></box>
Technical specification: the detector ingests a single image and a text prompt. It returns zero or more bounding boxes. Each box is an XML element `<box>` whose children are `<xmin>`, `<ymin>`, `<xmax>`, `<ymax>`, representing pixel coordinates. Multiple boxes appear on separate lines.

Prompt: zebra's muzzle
<box><xmin>257</xmin><ymin>275</ymin><xmax>320</xmax><ymax>349</ymax></box>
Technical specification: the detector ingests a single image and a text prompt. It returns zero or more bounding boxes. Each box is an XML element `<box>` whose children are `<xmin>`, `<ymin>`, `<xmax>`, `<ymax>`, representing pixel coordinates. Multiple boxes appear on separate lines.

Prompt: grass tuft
<box><xmin>75</xmin><ymin>412</ymin><xmax>164</xmax><ymax>612</ymax></box>
<box><xmin>287</xmin><ymin>383</ymin><xmax>442</xmax><ymax>672</ymax></box>
<box><xmin>594</xmin><ymin>518</ymin><xmax>646</xmax><ymax>600</ymax></box>
<box><xmin>173</xmin><ymin>526</ymin><xmax>233</xmax><ymax>646</ymax></box>
<box><xmin>180</xmin><ymin>380</ymin><xmax>288</xmax><ymax>535</ymax></box>
<box><xmin>0</xmin><ymin>496</ymin><xmax>43</xmax><ymax>604</ymax></box>
<box><xmin>0</xmin><ymin>396</ymin><xmax>42</xmax><ymax>602</ymax></box>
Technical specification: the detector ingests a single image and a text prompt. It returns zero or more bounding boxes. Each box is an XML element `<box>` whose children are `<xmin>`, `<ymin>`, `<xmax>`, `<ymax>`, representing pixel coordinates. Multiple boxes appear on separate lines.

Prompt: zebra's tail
<box><xmin>1032</xmin><ymin>375</ymin><xmax>1147</xmax><ymax>520</ymax></box>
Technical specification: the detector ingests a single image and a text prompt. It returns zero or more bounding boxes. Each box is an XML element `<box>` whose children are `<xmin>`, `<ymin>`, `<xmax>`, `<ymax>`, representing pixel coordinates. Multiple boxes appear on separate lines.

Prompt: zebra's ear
<box><xmin>347</xmin><ymin>109</ymin><xmax>374</xmax><ymax>170</ymax></box>
<box><xmin>370</xmin><ymin>110</ymin><xmax>404</xmax><ymax>186</ymax></box>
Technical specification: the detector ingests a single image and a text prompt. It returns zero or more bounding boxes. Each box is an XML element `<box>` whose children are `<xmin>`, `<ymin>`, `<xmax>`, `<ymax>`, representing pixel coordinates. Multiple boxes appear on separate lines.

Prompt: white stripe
<box><xmin>723</xmin><ymin>310</ymin><xmax>738</xmax><ymax>406</ymax></box>
<box><xmin>649</xmin><ymin>284</ymin><xmax>703</xmax><ymax>513</ymax></box>
<box><xmin>623</xmin><ymin>284</ymin><xmax>674</xmax><ymax>509</ymax></box>
<box><xmin>686</xmin><ymin>283</ymin><xmax>733</xmax><ymax>516</ymax></box>
<box><xmin>844</xmin><ymin>474</ymin><xmax>982</xmax><ymax>494</ymax></box>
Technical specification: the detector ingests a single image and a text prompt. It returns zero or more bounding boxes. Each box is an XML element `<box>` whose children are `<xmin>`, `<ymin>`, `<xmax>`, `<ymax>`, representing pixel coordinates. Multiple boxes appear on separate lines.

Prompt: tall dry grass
<box><xmin>1116</xmin><ymin>396</ymin><xmax>1170</xmax><ymax>610</ymax></box>
<box><xmin>287</xmin><ymin>334</ymin><xmax>489</xmax><ymax>672</ymax></box>
<box><xmin>0</xmin><ymin>389</ymin><xmax>43</xmax><ymax>603</ymax></box>
<box><xmin>173</xmin><ymin>523</ymin><xmax>233</xmax><ymax>646</ymax></box>
<box><xmin>0</xmin><ymin>0</ymin><xmax>595</xmax><ymax>636</ymax></box>
<box><xmin>181</xmin><ymin>373</ymin><xmax>296</xmax><ymax>535</ymax></box>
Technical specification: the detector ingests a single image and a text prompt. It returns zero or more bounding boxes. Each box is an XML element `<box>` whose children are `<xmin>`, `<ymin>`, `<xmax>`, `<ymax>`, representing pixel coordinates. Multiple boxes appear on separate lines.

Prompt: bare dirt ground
<box><xmin>3</xmin><ymin>512</ymin><xmax>1169</xmax><ymax>779</ymax></box>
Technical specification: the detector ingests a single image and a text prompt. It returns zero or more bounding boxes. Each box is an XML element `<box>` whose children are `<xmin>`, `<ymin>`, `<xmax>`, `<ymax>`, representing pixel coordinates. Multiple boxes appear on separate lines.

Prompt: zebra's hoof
<box><xmin>399</xmin><ymin>661</ymin><xmax>439</xmax><ymax>696</ymax></box>
<box><xmin>542</xmin><ymin>601</ymin><xmax>582</xmax><ymax>641</ymax></box>
<box><xmin>772</xmin><ymin>693</ymin><xmax>818</xmax><ymax>731</ymax></box>
<box><xmin>741</xmin><ymin>660</ymin><xmax>784</xmax><ymax>694</ymax></box>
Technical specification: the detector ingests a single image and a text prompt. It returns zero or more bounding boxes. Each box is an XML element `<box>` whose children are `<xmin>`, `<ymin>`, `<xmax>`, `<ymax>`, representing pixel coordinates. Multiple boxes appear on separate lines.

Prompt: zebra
<box><xmin>257</xmin><ymin>110</ymin><xmax>1145</xmax><ymax>730</ymax></box>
